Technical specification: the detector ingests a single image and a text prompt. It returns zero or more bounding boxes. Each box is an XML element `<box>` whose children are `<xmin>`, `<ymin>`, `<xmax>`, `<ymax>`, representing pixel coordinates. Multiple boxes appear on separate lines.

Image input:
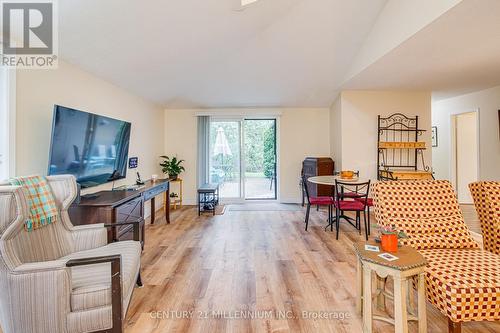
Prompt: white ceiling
<box><xmin>59</xmin><ymin>0</ymin><xmax>387</xmax><ymax>108</ymax></box>
<box><xmin>342</xmin><ymin>0</ymin><xmax>500</xmax><ymax>100</ymax></box>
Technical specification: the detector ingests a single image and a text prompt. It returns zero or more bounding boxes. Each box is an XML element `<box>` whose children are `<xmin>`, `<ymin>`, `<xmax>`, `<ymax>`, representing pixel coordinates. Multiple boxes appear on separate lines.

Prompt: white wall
<box><xmin>339</xmin><ymin>91</ymin><xmax>432</xmax><ymax>180</ymax></box>
<box><xmin>329</xmin><ymin>96</ymin><xmax>342</xmax><ymax>171</ymax></box>
<box><xmin>279</xmin><ymin>108</ymin><xmax>330</xmax><ymax>202</ymax></box>
<box><xmin>15</xmin><ymin>61</ymin><xmax>165</xmax><ymax>209</ymax></box>
<box><xmin>164</xmin><ymin>108</ymin><xmax>331</xmax><ymax>204</ymax></box>
<box><xmin>345</xmin><ymin>0</ymin><xmax>462</xmax><ymax>82</ymax></box>
<box><xmin>0</xmin><ymin>68</ymin><xmax>16</xmax><ymax>181</ymax></box>
<box><xmin>432</xmin><ymin>85</ymin><xmax>500</xmax><ymax>181</ymax></box>
<box><xmin>455</xmin><ymin>112</ymin><xmax>478</xmax><ymax>203</ymax></box>
<box><xmin>163</xmin><ymin>109</ymin><xmax>198</xmax><ymax>204</ymax></box>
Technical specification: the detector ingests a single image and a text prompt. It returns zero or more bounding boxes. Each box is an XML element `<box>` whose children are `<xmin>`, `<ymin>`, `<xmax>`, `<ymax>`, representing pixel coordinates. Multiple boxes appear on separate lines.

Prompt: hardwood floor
<box><xmin>125</xmin><ymin>205</ymin><xmax>499</xmax><ymax>333</ymax></box>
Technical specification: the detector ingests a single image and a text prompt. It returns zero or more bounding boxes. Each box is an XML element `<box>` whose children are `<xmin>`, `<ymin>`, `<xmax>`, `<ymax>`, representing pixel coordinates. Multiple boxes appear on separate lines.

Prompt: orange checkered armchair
<box><xmin>373</xmin><ymin>180</ymin><xmax>500</xmax><ymax>333</ymax></box>
<box><xmin>469</xmin><ymin>181</ymin><xmax>500</xmax><ymax>255</ymax></box>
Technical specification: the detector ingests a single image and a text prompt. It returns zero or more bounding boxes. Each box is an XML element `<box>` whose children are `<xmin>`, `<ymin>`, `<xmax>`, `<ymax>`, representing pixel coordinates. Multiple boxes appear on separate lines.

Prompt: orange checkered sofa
<box><xmin>373</xmin><ymin>180</ymin><xmax>500</xmax><ymax>332</ymax></box>
<box><xmin>469</xmin><ymin>181</ymin><xmax>500</xmax><ymax>255</ymax></box>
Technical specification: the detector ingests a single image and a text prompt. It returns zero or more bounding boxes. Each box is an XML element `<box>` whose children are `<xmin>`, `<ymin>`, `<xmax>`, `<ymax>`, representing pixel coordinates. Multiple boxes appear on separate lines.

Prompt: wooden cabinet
<box><xmin>302</xmin><ymin>157</ymin><xmax>334</xmax><ymax>199</ymax></box>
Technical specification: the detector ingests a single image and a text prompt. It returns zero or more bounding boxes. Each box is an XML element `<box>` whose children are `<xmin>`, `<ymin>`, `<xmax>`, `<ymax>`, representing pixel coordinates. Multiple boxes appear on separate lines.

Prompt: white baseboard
<box><xmin>279</xmin><ymin>197</ymin><xmax>302</xmax><ymax>204</ymax></box>
<box><xmin>169</xmin><ymin>198</ymin><xmax>301</xmax><ymax>206</ymax></box>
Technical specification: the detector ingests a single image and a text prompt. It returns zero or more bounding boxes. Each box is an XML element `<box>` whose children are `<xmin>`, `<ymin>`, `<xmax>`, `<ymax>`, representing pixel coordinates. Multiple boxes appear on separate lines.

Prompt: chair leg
<box><xmin>448</xmin><ymin>318</ymin><xmax>461</xmax><ymax>333</ymax></box>
<box><xmin>335</xmin><ymin>208</ymin><xmax>340</xmax><ymax>239</ymax></box>
<box><xmin>363</xmin><ymin>211</ymin><xmax>368</xmax><ymax>241</ymax></box>
<box><xmin>357</xmin><ymin>211</ymin><xmax>361</xmax><ymax>235</ymax></box>
<box><xmin>367</xmin><ymin>207</ymin><xmax>371</xmax><ymax>235</ymax></box>
<box><xmin>136</xmin><ymin>271</ymin><xmax>143</xmax><ymax>287</ymax></box>
<box><xmin>330</xmin><ymin>205</ymin><xmax>334</xmax><ymax>232</ymax></box>
<box><xmin>305</xmin><ymin>204</ymin><xmax>311</xmax><ymax>231</ymax></box>
<box><xmin>317</xmin><ymin>204</ymin><xmax>319</xmax><ymax>211</ymax></box>
<box><xmin>327</xmin><ymin>205</ymin><xmax>331</xmax><ymax>228</ymax></box>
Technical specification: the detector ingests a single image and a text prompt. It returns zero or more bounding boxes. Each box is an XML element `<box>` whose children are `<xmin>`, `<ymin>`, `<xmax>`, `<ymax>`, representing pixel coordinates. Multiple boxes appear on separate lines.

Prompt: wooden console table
<box><xmin>69</xmin><ymin>179</ymin><xmax>170</xmax><ymax>246</ymax></box>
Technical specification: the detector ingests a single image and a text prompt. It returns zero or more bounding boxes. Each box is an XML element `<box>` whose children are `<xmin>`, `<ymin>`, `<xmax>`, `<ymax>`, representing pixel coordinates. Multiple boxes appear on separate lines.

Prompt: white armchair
<box><xmin>0</xmin><ymin>175</ymin><xmax>142</xmax><ymax>333</ymax></box>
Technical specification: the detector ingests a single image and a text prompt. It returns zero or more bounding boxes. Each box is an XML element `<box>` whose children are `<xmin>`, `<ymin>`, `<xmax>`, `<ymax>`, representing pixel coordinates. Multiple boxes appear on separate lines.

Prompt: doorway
<box><xmin>451</xmin><ymin>111</ymin><xmax>479</xmax><ymax>204</ymax></box>
<box><xmin>208</xmin><ymin>118</ymin><xmax>277</xmax><ymax>201</ymax></box>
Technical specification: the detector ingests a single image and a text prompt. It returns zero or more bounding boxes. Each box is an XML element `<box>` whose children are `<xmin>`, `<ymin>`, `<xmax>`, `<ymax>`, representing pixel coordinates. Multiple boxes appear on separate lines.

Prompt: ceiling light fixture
<box><xmin>241</xmin><ymin>0</ymin><xmax>260</xmax><ymax>7</ymax></box>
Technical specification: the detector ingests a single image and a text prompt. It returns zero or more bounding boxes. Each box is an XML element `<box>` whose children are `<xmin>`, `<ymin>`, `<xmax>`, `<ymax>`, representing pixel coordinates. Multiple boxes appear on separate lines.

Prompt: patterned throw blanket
<box><xmin>10</xmin><ymin>175</ymin><xmax>58</xmax><ymax>231</ymax></box>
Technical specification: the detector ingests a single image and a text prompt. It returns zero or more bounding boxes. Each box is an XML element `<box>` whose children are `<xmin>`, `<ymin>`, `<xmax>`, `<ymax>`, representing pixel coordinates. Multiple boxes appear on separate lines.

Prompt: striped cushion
<box><xmin>63</xmin><ymin>240</ymin><xmax>141</xmax><ymax>313</ymax></box>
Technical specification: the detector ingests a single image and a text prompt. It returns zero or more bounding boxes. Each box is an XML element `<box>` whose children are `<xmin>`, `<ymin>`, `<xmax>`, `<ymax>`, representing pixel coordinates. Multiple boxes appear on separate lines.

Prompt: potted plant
<box><xmin>376</xmin><ymin>225</ymin><xmax>408</xmax><ymax>253</ymax></box>
<box><xmin>160</xmin><ymin>155</ymin><xmax>185</xmax><ymax>180</ymax></box>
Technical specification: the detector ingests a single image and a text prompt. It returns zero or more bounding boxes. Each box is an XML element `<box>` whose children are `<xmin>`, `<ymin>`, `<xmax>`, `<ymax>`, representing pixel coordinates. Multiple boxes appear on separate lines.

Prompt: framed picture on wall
<box><xmin>432</xmin><ymin>126</ymin><xmax>438</xmax><ymax>147</ymax></box>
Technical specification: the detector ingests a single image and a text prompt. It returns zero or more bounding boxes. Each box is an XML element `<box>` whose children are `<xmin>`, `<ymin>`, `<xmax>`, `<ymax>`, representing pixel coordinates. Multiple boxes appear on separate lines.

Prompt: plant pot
<box><xmin>169</xmin><ymin>174</ymin><xmax>178</xmax><ymax>180</ymax></box>
<box><xmin>381</xmin><ymin>234</ymin><xmax>398</xmax><ymax>253</ymax></box>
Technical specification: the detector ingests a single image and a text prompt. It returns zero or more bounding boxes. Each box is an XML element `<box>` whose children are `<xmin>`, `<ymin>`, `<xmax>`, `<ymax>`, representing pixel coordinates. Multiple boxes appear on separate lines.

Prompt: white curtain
<box><xmin>197</xmin><ymin>116</ymin><xmax>210</xmax><ymax>187</ymax></box>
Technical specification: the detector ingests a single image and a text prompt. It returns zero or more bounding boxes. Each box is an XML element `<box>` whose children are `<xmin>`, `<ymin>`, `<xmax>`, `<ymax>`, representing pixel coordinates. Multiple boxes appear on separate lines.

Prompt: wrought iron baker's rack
<box><xmin>377</xmin><ymin>113</ymin><xmax>432</xmax><ymax>180</ymax></box>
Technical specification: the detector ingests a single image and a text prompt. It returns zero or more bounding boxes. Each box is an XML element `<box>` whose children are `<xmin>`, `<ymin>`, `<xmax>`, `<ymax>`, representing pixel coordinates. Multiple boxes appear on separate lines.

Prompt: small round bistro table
<box><xmin>307</xmin><ymin>175</ymin><xmax>370</xmax><ymax>231</ymax></box>
<box><xmin>307</xmin><ymin>175</ymin><xmax>369</xmax><ymax>186</ymax></box>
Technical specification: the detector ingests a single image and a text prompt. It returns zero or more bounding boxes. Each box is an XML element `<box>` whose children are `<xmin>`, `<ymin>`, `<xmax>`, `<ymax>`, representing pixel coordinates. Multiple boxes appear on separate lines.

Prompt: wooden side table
<box><xmin>354</xmin><ymin>241</ymin><xmax>427</xmax><ymax>333</ymax></box>
<box><xmin>169</xmin><ymin>178</ymin><xmax>183</xmax><ymax>210</ymax></box>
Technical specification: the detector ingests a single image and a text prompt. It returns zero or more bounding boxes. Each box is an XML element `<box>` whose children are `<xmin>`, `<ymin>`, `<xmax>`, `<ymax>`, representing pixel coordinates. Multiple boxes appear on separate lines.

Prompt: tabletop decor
<box><xmin>431</xmin><ymin>126</ymin><xmax>438</xmax><ymax>147</ymax></box>
<box><xmin>340</xmin><ymin>170</ymin><xmax>355</xmax><ymax>179</ymax></box>
<box><xmin>376</xmin><ymin>224</ymin><xmax>408</xmax><ymax>253</ymax></box>
<box><xmin>160</xmin><ymin>155</ymin><xmax>185</xmax><ymax>180</ymax></box>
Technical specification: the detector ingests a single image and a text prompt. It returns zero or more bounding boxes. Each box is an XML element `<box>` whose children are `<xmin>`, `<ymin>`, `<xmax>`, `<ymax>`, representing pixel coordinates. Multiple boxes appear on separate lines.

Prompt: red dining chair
<box><xmin>302</xmin><ymin>175</ymin><xmax>334</xmax><ymax>231</ymax></box>
<box><xmin>334</xmin><ymin>179</ymin><xmax>371</xmax><ymax>240</ymax></box>
<box><xmin>332</xmin><ymin>171</ymin><xmax>370</xmax><ymax>233</ymax></box>
<box><xmin>355</xmin><ymin>196</ymin><xmax>373</xmax><ymax>236</ymax></box>
<box><xmin>340</xmin><ymin>181</ymin><xmax>373</xmax><ymax>236</ymax></box>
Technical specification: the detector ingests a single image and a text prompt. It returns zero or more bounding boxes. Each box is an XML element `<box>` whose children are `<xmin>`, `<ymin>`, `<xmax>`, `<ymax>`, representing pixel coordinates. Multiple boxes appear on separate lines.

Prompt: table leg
<box><xmin>394</xmin><ymin>277</ymin><xmax>409</xmax><ymax>333</ymax></box>
<box><xmin>165</xmin><ymin>188</ymin><xmax>170</xmax><ymax>223</ymax></box>
<box><xmin>150</xmin><ymin>197</ymin><xmax>156</xmax><ymax>224</ymax></box>
<box><xmin>179</xmin><ymin>179</ymin><xmax>183</xmax><ymax>207</ymax></box>
<box><xmin>417</xmin><ymin>272</ymin><xmax>427</xmax><ymax>333</ymax></box>
<box><xmin>362</xmin><ymin>266</ymin><xmax>372</xmax><ymax>333</ymax></box>
<box><xmin>198</xmin><ymin>192</ymin><xmax>201</xmax><ymax>216</ymax></box>
<box><xmin>407</xmin><ymin>279</ymin><xmax>415</xmax><ymax>315</ymax></box>
<box><xmin>376</xmin><ymin>275</ymin><xmax>386</xmax><ymax>311</ymax></box>
<box><xmin>356</xmin><ymin>257</ymin><xmax>363</xmax><ymax>316</ymax></box>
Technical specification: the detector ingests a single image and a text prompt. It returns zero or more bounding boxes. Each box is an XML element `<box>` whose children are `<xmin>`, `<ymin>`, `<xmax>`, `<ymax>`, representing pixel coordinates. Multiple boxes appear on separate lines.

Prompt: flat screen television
<box><xmin>48</xmin><ymin>105</ymin><xmax>131</xmax><ymax>188</ymax></box>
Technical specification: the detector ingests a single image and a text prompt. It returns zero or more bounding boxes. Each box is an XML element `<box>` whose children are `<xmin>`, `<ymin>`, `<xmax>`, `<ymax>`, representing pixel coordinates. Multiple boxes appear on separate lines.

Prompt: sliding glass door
<box><xmin>209</xmin><ymin>120</ymin><xmax>242</xmax><ymax>199</ymax></box>
<box><xmin>244</xmin><ymin>119</ymin><xmax>276</xmax><ymax>199</ymax></box>
<box><xmin>208</xmin><ymin>118</ymin><xmax>277</xmax><ymax>201</ymax></box>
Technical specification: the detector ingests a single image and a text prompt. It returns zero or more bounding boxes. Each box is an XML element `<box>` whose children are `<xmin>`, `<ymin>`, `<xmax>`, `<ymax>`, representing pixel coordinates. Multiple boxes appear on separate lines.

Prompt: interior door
<box><xmin>455</xmin><ymin>112</ymin><xmax>478</xmax><ymax>204</ymax></box>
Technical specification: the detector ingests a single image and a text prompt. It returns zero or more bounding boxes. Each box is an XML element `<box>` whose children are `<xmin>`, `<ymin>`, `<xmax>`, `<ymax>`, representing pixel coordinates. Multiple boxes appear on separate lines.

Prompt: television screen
<box><xmin>48</xmin><ymin>105</ymin><xmax>131</xmax><ymax>188</ymax></box>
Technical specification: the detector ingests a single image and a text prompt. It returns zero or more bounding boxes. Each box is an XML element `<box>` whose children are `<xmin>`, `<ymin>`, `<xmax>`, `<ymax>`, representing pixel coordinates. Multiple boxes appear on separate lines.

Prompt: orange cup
<box><xmin>381</xmin><ymin>234</ymin><xmax>398</xmax><ymax>253</ymax></box>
